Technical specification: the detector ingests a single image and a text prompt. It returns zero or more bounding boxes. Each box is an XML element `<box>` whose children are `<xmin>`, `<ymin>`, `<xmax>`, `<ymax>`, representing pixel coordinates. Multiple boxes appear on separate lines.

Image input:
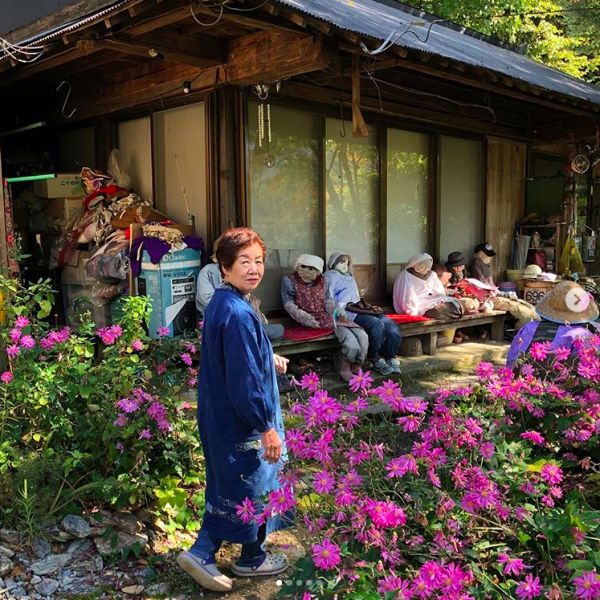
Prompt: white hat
<box><xmin>406</xmin><ymin>253</ymin><xmax>433</xmax><ymax>270</ymax></box>
<box><xmin>294</xmin><ymin>254</ymin><xmax>324</xmax><ymax>274</ymax></box>
<box><xmin>523</xmin><ymin>264</ymin><xmax>543</xmax><ymax>280</ymax></box>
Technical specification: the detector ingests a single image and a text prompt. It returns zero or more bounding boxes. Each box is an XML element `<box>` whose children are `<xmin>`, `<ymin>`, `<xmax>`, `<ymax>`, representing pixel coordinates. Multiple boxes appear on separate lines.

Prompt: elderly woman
<box><xmin>178</xmin><ymin>228</ymin><xmax>290</xmax><ymax>592</ymax></box>
<box><xmin>507</xmin><ymin>280</ymin><xmax>599</xmax><ymax>368</ymax></box>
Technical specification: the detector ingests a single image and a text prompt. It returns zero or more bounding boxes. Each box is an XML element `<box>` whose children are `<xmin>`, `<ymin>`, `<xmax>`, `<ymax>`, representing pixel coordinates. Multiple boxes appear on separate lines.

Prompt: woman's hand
<box><xmin>261</xmin><ymin>427</ymin><xmax>282</xmax><ymax>464</ymax></box>
<box><xmin>273</xmin><ymin>354</ymin><xmax>289</xmax><ymax>373</ymax></box>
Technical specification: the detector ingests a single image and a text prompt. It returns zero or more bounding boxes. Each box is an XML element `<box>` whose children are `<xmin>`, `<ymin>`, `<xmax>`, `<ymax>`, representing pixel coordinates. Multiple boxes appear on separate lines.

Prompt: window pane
<box><xmin>153</xmin><ymin>103</ymin><xmax>207</xmax><ymax>243</ymax></box>
<box><xmin>117</xmin><ymin>117</ymin><xmax>152</xmax><ymax>203</ymax></box>
<box><xmin>326</xmin><ymin>119</ymin><xmax>379</xmax><ymax>298</ymax></box>
<box><xmin>247</xmin><ymin>103</ymin><xmax>321</xmax><ymax>310</ymax></box>
<box><xmin>439</xmin><ymin>136</ymin><xmax>483</xmax><ymax>265</ymax></box>
<box><xmin>386</xmin><ymin>128</ymin><xmax>429</xmax><ymax>292</ymax></box>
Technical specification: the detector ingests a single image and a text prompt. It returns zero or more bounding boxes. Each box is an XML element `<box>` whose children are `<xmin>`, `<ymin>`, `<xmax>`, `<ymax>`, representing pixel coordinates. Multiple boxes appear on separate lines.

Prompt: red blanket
<box><xmin>283</xmin><ymin>326</ymin><xmax>334</xmax><ymax>342</ymax></box>
<box><xmin>386</xmin><ymin>314</ymin><xmax>432</xmax><ymax>324</ymax></box>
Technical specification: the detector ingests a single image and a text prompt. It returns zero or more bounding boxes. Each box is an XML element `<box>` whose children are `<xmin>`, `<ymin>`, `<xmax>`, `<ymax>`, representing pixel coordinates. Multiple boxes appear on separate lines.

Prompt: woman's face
<box><xmin>452</xmin><ymin>265</ymin><xmax>465</xmax><ymax>273</ymax></box>
<box><xmin>222</xmin><ymin>242</ymin><xmax>265</xmax><ymax>295</ymax></box>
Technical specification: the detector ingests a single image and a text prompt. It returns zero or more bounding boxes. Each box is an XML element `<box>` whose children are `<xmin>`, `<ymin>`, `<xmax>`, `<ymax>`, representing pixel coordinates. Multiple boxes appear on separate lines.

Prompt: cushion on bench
<box><xmin>386</xmin><ymin>314</ymin><xmax>432</xmax><ymax>324</ymax></box>
<box><xmin>283</xmin><ymin>326</ymin><xmax>335</xmax><ymax>342</ymax></box>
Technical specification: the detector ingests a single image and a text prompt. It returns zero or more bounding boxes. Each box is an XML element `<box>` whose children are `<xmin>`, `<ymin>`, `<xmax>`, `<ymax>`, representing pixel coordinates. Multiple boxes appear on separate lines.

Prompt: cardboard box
<box><xmin>62</xmin><ymin>250</ymin><xmax>96</xmax><ymax>285</ymax></box>
<box><xmin>137</xmin><ymin>248</ymin><xmax>201</xmax><ymax>338</ymax></box>
<box><xmin>46</xmin><ymin>197</ymin><xmax>84</xmax><ymax>224</ymax></box>
<box><xmin>33</xmin><ymin>174</ymin><xmax>84</xmax><ymax>198</ymax></box>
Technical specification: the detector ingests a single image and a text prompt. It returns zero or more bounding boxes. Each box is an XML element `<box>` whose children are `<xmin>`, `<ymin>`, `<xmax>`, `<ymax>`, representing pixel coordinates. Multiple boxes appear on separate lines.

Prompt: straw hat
<box><xmin>535</xmin><ymin>280</ymin><xmax>599</xmax><ymax>324</ymax></box>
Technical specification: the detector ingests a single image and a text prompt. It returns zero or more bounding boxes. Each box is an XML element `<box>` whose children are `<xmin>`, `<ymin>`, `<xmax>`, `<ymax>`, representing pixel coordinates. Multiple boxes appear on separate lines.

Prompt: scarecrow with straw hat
<box><xmin>507</xmin><ymin>280</ymin><xmax>599</xmax><ymax>368</ymax></box>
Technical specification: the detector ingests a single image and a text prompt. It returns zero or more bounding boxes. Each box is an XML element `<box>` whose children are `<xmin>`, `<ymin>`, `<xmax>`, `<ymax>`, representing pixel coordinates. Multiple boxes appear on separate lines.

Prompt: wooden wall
<box><xmin>486</xmin><ymin>137</ymin><xmax>527</xmax><ymax>280</ymax></box>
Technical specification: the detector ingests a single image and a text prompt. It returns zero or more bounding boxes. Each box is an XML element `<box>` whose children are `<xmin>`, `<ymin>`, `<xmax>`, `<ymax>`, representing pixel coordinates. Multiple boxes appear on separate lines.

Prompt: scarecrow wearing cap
<box><xmin>281</xmin><ymin>254</ymin><xmax>368</xmax><ymax>382</ymax></box>
<box><xmin>470</xmin><ymin>242</ymin><xmax>540</xmax><ymax>330</ymax></box>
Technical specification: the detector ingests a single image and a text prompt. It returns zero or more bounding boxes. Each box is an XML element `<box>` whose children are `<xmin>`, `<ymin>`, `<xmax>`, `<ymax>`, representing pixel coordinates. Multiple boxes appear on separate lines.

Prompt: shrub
<box><xmin>243</xmin><ymin>336</ymin><xmax>600</xmax><ymax>599</ymax></box>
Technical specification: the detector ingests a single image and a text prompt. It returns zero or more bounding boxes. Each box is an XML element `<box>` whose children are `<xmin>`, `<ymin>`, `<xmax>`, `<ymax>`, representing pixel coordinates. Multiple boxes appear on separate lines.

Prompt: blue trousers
<box><xmin>353</xmin><ymin>314</ymin><xmax>402</xmax><ymax>360</ymax></box>
<box><xmin>189</xmin><ymin>523</ymin><xmax>267</xmax><ymax>568</ymax></box>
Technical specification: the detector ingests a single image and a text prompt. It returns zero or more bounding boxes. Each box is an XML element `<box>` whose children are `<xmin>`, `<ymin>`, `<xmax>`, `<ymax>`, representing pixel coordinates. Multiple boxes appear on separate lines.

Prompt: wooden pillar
<box><xmin>0</xmin><ymin>137</ymin><xmax>9</xmax><ymax>270</ymax></box>
<box><xmin>214</xmin><ymin>86</ymin><xmax>241</xmax><ymax>234</ymax></box>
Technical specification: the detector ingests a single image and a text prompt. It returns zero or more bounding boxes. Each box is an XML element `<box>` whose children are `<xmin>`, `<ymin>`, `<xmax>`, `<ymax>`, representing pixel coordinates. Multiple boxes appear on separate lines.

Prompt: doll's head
<box><xmin>295</xmin><ymin>254</ymin><xmax>324</xmax><ymax>283</ymax></box>
<box><xmin>474</xmin><ymin>243</ymin><xmax>496</xmax><ymax>265</ymax></box>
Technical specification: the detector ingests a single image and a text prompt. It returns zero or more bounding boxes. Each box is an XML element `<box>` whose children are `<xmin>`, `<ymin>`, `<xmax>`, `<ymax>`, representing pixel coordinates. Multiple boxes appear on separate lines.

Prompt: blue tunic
<box><xmin>198</xmin><ymin>288</ymin><xmax>288</xmax><ymax>543</ymax></box>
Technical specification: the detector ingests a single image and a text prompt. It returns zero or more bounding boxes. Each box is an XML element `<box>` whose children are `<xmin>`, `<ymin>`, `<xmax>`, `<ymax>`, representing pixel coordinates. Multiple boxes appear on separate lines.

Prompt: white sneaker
<box><xmin>231</xmin><ymin>552</ymin><xmax>289</xmax><ymax>577</ymax></box>
<box><xmin>387</xmin><ymin>358</ymin><xmax>401</xmax><ymax>374</ymax></box>
<box><xmin>177</xmin><ymin>551</ymin><xmax>233</xmax><ymax>592</ymax></box>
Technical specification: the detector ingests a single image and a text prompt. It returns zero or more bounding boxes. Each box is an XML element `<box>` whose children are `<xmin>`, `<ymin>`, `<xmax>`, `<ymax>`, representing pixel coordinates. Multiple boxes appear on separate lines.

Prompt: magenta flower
<box><xmin>185</xmin><ymin>342</ymin><xmax>198</xmax><ymax>354</ymax></box>
<box><xmin>349</xmin><ymin>369</ymin><xmax>374</xmax><ymax>393</ymax></box>
<box><xmin>521</xmin><ymin>431</ymin><xmax>546</xmax><ymax>446</ymax></box>
<box><xmin>117</xmin><ymin>398</ymin><xmax>139</xmax><ymax>413</ymax></box>
<box><xmin>480</xmin><ymin>442</ymin><xmax>495</xmax><ymax>459</ymax></box>
<box><xmin>267</xmin><ymin>485</ymin><xmax>295</xmax><ymax>514</ymax></box>
<box><xmin>477</xmin><ymin>361</ymin><xmax>495</xmax><ymax>379</ymax></box>
<box><xmin>313</xmin><ymin>470</ymin><xmax>335</xmax><ymax>494</ymax></box>
<box><xmin>20</xmin><ymin>335</ymin><xmax>35</xmax><ymax>349</ymax></box>
<box><xmin>515</xmin><ymin>574</ymin><xmax>543</xmax><ymax>600</ymax></box>
<box><xmin>235</xmin><ymin>497</ymin><xmax>256</xmax><ymax>523</ymax></box>
<box><xmin>138</xmin><ymin>429</ymin><xmax>152</xmax><ymax>440</ymax></box>
<box><xmin>529</xmin><ymin>342</ymin><xmax>550</xmax><ymax>361</ymax></box>
<box><xmin>573</xmin><ymin>570</ymin><xmax>600</xmax><ymax>600</ymax></box>
<box><xmin>498</xmin><ymin>552</ymin><xmax>526</xmax><ymax>576</ymax></box>
<box><xmin>157</xmin><ymin>361</ymin><xmax>167</xmax><ymax>375</ymax></box>
<box><xmin>9</xmin><ymin>328</ymin><xmax>21</xmax><ymax>342</ymax></box>
<box><xmin>113</xmin><ymin>414</ymin><xmax>128</xmax><ymax>427</ymax></box>
<box><xmin>0</xmin><ymin>371</ymin><xmax>12</xmax><ymax>384</ymax></box>
<box><xmin>300</xmin><ymin>371</ymin><xmax>320</xmax><ymax>392</ymax></box>
<box><xmin>157</xmin><ymin>326</ymin><xmax>170</xmax><ymax>336</ymax></box>
<box><xmin>6</xmin><ymin>345</ymin><xmax>20</xmax><ymax>358</ymax></box>
<box><xmin>180</xmin><ymin>352</ymin><xmax>193</xmax><ymax>366</ymax></box>
<box><xmin>131</xmin><ymin>339</ymin><xmax>144</xmax><ymax>352</ymax></box>
<box><xmin>14</xmin><ymin>316</ymin><xmax>30</xmax><ymax>328</ymax></box>
<box><xmin>311</xmin><ymin>539</ymin><xmax>341</xmax><ymax>570</ymax></box>
<box><xmin>540</xmin><ymin>463</ymin><xmax>563</xmax><ymax>485</ymax></box>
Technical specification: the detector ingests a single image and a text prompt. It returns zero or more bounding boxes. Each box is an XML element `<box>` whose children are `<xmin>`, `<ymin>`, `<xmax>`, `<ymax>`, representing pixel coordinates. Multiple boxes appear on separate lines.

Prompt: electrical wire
<box><xmin>0</xmin><ymin>37</ymin><xmax>47</xmax><ymax>63</ymax></box>
<box><xmin>189</xmin><ymin>0</ymin><xmax>225</xmax><ymax>27</ymax></box>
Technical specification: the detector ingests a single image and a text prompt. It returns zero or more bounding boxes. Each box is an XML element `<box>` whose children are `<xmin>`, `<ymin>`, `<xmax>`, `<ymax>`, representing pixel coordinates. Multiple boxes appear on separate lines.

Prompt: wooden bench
<box><xmin>270</xmin><ymin>310</ymin><xmax>506</xmax><ymax>357</ymax></box>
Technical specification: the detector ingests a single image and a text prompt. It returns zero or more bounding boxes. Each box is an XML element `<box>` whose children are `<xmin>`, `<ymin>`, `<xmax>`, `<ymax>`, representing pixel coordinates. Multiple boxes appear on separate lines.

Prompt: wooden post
<box><xmin>352</xmin><ymin>55</ymin><xmax>370</xmax><ymax>138</ymax></box>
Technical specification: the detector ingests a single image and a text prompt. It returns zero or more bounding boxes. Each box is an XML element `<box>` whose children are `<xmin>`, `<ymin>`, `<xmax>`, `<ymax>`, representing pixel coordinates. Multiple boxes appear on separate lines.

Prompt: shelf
<box><xmin>520</xmin><ymin>224</ymin><xmax>565</xmax><ymax>228</ymax></box>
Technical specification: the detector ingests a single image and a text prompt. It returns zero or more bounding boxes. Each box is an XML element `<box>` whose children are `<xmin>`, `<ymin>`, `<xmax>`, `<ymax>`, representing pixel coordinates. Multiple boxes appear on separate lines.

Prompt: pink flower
<box><xmin>573</xmin><ymin>570</ymin><xmax>600</xmax><ymax>600</ymax></box>
<box><xmin>19</xmin><ymin>335</ymin><xmax>35</xmax><ymax>349</ymax></box>
<box><xmin>117</xmin><ymin>398</ymin><xmax>139</xmax><ymax>413</ymax></box>
<box><xmin>397</xmin><ymin>415</ymin><xmax>423</xmax><ymax>432</ymax></box>
<box><xmin>9</xmin><ymin>328</ymin><xmax>21</xmax><ymax>342</ymax></box>
<box><xmin>515</xmin><ymin>574</ymin><xmax>543</xmax><ymax>600</ymax></box>
<box><xmin>386</xmin><ymin>455</ymin><xmax>418</xmax><ymax>478</ymax></box>
<box><xmin>138</xmin><ymin>429</ymin><xmax>152</xmax><ymax>440</ymax></box>
<box><xmin>477</xmin><ymin>361</ymin><xmax>495</xmax><ymax>379</ymax></box>
<box><xmin>0</xmin><ymin>371</ymin><xmax>12</xmax><ymax>384</ymax></box>
<box><xmin>235</xmin><ymin>497</ymin><xmax>256</xmax><ymax>523</ymax></box>
<box><xmin>521</xmin><ymin>431</ymin><xmax>546</xmax><ymax>446</ymax></box>
<box><xmin>498</xmin><ymin>552</ymin><xmax>526</xmax><ymax>576</ymax></box>
<box><xmin>113</xmin><ymin>414</ymin><xmax>128</xmax><ymax>427</ymax></box>
<box><xmin>529</xmin><ymin>342</ymin><xmax>550</xmax><ymax>361</ymax></box>
<box><xmin>6</xmin><ymin>345</ymin><xmax>19</xmax><ymax>358</ymax></box>
<box><xmin>311</xmin><ymin>539</ymin><xmax>341</xmax><ymax>570</ymax></box>
<box><xmin>157</xmin><ymin>326</ymin><xmax>170</xmax><ymax>336</ymax></box>
<box><xmin>540</xmin><ymin>463</ymin><xmax>563</xmax><ymax>485</ymax></box>
<box><xmin>180</xmin><ymin>352</ymin><xmax>193</xmax><ymax>366</ymax></box>
<box><xmin>313</xmin><ymin>470</ymin><xmax>335</xmax><ymax>494</ymax></box>
<box><xmin>157</xmin><ymin>361</ymin><xmax>167</xmax><ymax>375</ymax></box>
<box><xmin>480</xmin><ymin>442</ymin><xmax>495</xmax><ymax>459</ymax></box>
<box><xmin>349</xmin><ymin>369</ymin><xmax>373</xmax><ymax>393</ymax></box>
<box><xmin>267</xmin><ymin>486</ymin><xmax>295</xmax><ymax>514</ymax></box>
<box><xmin>300</xmin><ymin>371</ymin><xmax>320</xmax><ymax>392</ymax></box>
<box><xmin>131</xmin><ymin>339</ymin><xmax>144</xmax><ymax>352</ymax></box>
<box><xmin>14</xmin><ymin>316</ymin><xmax>30</xmax><ymax>328</ymax></box>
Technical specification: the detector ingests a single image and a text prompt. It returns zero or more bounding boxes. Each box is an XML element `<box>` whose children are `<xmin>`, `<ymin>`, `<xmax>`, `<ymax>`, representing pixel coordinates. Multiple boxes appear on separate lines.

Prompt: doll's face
<box><xmin>452</xmin><ymin>264</ymin><xmax>465</xmax><ymax>273</ymax></box>
<box><xmin>335</xmin><ymin>256</ymin><xmax>350</xmax><ymax>274</ymax></box>
<box><xmin>413</xmin><ymin>260</ymin><xmax>432</xmax><ymax>275</ymax></box>
<box><xmin>438</xmin><ymin>271</ymin><xmax>452</xmax><ymax>286</ymax></box>
<box><xmin>297</xmin><ymin>264</ymin><xmax>320</xmax><ymax>283</ymax></box>
<box><xmin>476</xmin><ymin>251</ymin><xmax>493</xmax><ymax>265</ymax></box>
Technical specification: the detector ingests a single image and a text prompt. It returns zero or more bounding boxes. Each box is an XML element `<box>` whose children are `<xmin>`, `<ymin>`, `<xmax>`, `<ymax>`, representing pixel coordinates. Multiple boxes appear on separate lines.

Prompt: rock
<box><xmin>67</xmin><ymin>538</ymin><xmax>93</xmax><ymax>555</ymax></box>
<box><xmin>60</xmin><ymin>515</ymin><xmax>91</xmax><ymax>539</ymax></box>
<box><xmin>0</xmin><ymin>544</ymin><xmax>14</xmax><ymax>558</ymax></box>
<box><xmin>96</xmin><ymin>511</ymin><xmax>143</xmax><ymax>536</ymax></box>
<box><xmin>31</xmin><ymin>575</ymin><xmax>41</xmax><ymax>585</ymax></box>
<box><xmin>61</xmin><ymin>575</ymin><xmax>73</xmax><ymax>588</ymax></box>
<box><xmin>33</xmin><ymin>538</ymin><xmax>51</xmax><ymax>560</ymax></box>
<box><xmin>0</xmin><ymin>554</ymin><xmax>14</xmax><ymax>577</ymax></box>
<box><xmin>94</xmin><ymin>531</ymin><xmax>148</xmax><ymax>556</ymax></box>
<box><xmin>122</xmin><ymin>585</ymin><xmax>145</xmax><ymax>595</ymax></box>
<box><xmin>30</xmin><ymin>554</ymin><xmax>72</xmax><ymax>576</ymax></box>
<box><xmin>35</xmin><ymin>578</ymin><xmax>60</xmax><ymax>596</ymax></box>
<box><xmin>79</xmin><ymin>555</ymin><xmax>103</xmax><ymax>572</ymax></box>
<box><xmin>140</xmin><ymin>567</ymin><xmax>154</xmax><ymax>580</ymax></box>
<box><xmin>134</xmin><ymin>509</ymin><xmax>156</xmax><ymax>526</ymax></box>
<box><xmin>146</xmin><ymin>582</ymin><xmax>170</xmax><ymax>596</ymax></box>
<box><xmin>0</xmin><ymin>529</ymin><xmax>21</xmax><ymax>546</ymax></box>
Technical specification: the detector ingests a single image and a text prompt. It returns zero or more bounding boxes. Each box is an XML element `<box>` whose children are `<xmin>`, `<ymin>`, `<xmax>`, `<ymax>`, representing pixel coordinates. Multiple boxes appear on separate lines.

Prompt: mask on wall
<box><xmin>476</xmin><ymin>251</ymin><xmax>492</xmax><ymax>265</ymax></box>
<box><xmin>335</xmin><ymin>257</ymin><xmax>350</xmax><ymax>274</ymax></box>
<box><xmin>413</xmin><ymin>259</ymin><xmax>433</xmax><ymax>275</ymax></box>
<box><xmin>297</xmin><ymin>265</ymin><xmax>320</xmax><ymax>283</ymax></box>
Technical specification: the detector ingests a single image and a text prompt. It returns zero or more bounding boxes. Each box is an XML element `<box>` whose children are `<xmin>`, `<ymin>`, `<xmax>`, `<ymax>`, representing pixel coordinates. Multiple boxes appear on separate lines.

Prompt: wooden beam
<box><xmin>95</xmin><ymin>32</ymin><xmax>226</xmax><ymax>67</ymax></box>
<box><xmin>123</xmin><ymin>1</ymin><xmax>193</xmax><ymax>36</ymax></box>
<box><xmin>226</xmin><ymin>31</ymin><xmax>333</xmax><ymax>85</ymax></box>
<box><xmin>352</xmin><ymin>55</ymin><xmax>370</xmax><ymax>137</ymax></box>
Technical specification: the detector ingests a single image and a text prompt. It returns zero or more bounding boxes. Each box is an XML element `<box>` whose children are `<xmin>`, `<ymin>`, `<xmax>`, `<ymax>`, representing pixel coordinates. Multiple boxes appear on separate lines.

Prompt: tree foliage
<box><xmin>402</xmin><ymin>0</ymin><xmax>600</xmax><ymax>82</ymax></box>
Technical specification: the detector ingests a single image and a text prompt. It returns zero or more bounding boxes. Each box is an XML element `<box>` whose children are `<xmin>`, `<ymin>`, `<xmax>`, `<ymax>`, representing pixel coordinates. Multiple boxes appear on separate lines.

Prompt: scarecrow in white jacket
<box><xmin>281</xmin><ymin>253</ymin><xmax>368</xmax><ymax>382</ymax></box>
